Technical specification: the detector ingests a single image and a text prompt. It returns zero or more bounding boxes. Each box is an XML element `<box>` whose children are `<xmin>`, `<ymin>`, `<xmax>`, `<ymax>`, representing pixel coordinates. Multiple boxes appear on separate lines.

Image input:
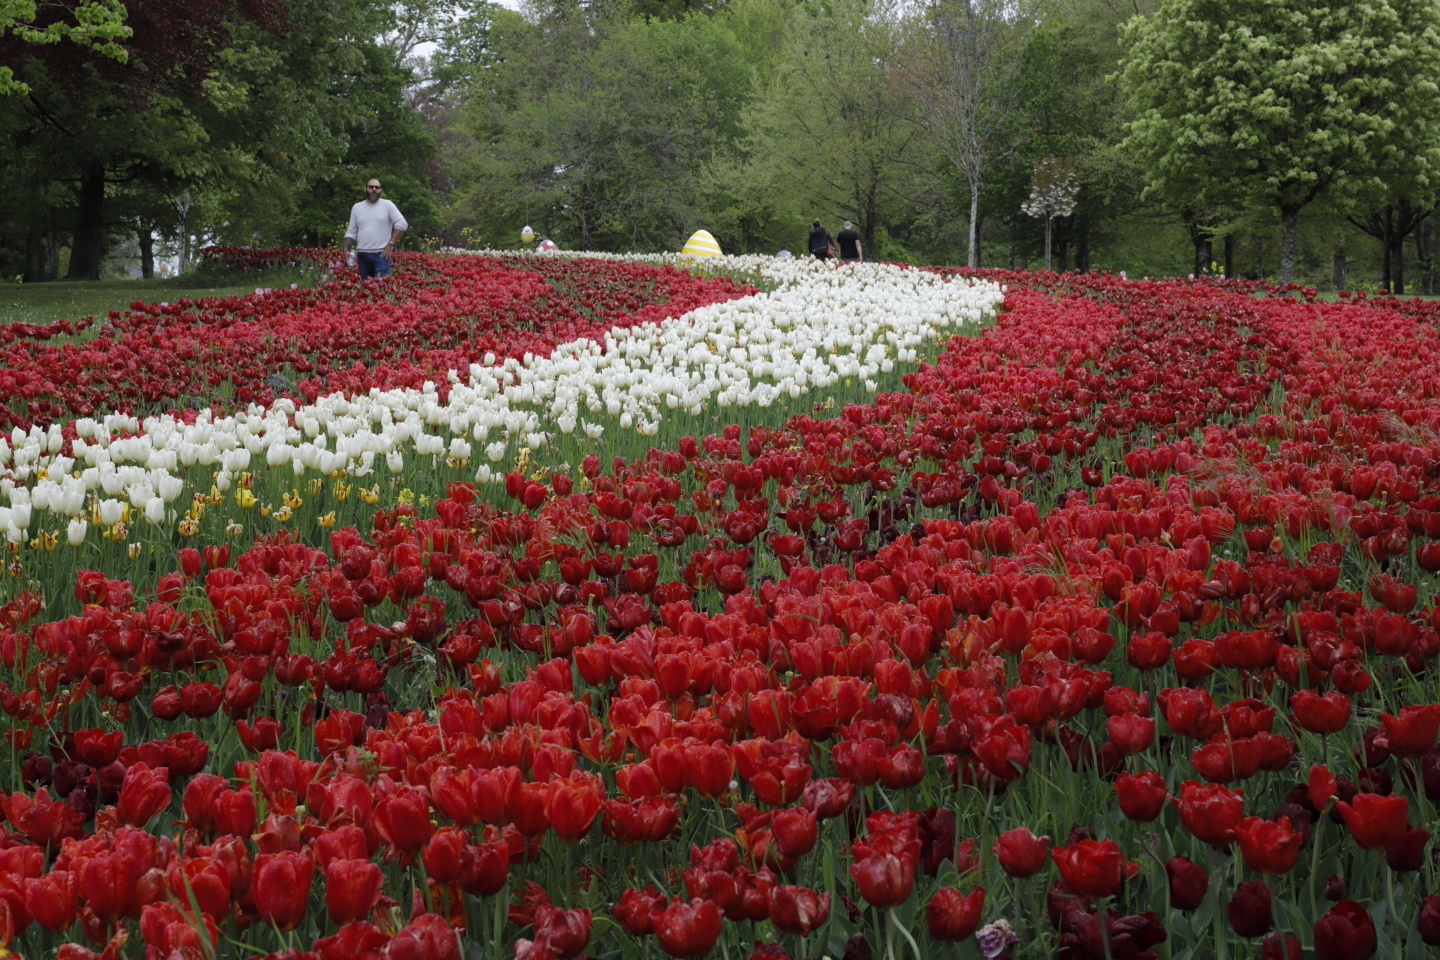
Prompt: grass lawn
<box><xmin>0</xmin><ymin>267</ymin><xmax>321</xmax><ymax>330</ymax></box>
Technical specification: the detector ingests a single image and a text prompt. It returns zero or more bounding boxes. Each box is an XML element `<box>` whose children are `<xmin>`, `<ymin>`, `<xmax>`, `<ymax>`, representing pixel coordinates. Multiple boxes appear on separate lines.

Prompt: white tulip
<box><xmin>67</xmin><ymin>518</ymin><xmax>88</xmax><ymax>546</ymax></box>
<box><xmin>99</xmin><ymin>499</ymin><xmax>124</xmax><ymax>526</ymax></box>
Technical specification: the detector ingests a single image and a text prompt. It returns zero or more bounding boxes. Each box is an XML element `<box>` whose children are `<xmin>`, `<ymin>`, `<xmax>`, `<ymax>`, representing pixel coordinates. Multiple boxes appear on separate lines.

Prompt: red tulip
<box><xmin>771</xmin><ymin>807</ymin><xmax>818</xmax><ymax>858</ymax></box>
<box><xmin>767</xmin><ymin>885</ymin><xmax>829</xmax><ymax>935</ymax></box>
<box><xmin>387</xmin><ymin>913</ymin><xmax>462</xmax><ymax>960</ymax></box>
<box><xmin>1234</xmin><ymin>816</ymin><xmax>1304</xmax><ymax>874</ymax></box>
<box><xmin>1166</xmin><ymin>856</ymin><xmax>1208</xmax><ymax>910</ymax></box>
<box><xmin>850</xmin><ymin>851</ymin><xmax>916</xmax><ymax>908</ymax></box>
<box><xmin>1051</xmin><ymin>839</ymin><xmax>1125</xmax><ymax>899</ymax></box>
<box><xmin>116</xmin><ymin>762</ymin><xmax>171</xmax><ymax>827</ymax></box>
<box><xmin>423</xmin><ymin>828</ymin><xmax>467</xmax><ymax>884</ymax></box>
<box><xmin>325</xmin><ymin>858</ymin><xmax>382</xmax><ymax>925</ymax></box>
<box><xmin>253</xmin><ymin>851</ymin><xmax>314</xmax><ymax>931</ymax></box>
<box><xmin>1377</xmin><ymin>705</ymin><xmax>1440</xmax><ymax>757</ymax></box>
<box><xmin>1336</xmin><ymin>792</ymin><xmax>1408</xmax><ymax>851</ymax></box>
<box><xmin>925</xmin><ymin>886</ymin><xmax>984</xmax><ymax>941</ymax></box>
<box><xmin>993</xmin><ymin>827</ymin><xmax>1049</xmax><ymax>878</ymax></box>
<box><xmin>613</xmin><ymin>886</ymin><xmax>667</xmax><ymax>936</ymax></box>
<box><xmin>548</xmin><ymin>776</ymin><xmax>602</xmax><ymax>842</ymax></box>
<box><xmin>1115</xmin><ymin>771</ymin><xmax>1167</xmax><ymax>822</ymax></box>
<box><xmin>1313</xmin><ymin>900</ymin><xmax>1377</xmax><ymax>960</ymax></box>
<box><xmin>457</xmin><ymin>841</ymin><xmax>509</xmax><ymax>897</ymax></box>
<box><xmin>1172</xmin><ymin>779</ymin><xmax>1244</xmax><ymax>845</ymax></box>
<box><xmin>375</xmin><ymin>788</ymin><xmax>434</xmax><ymax>853</ymax></box>
<box><xmin>685</xmin><ymin>740</ymin><xmax>735</xmax><ymax>798</ymax></box>
<box><xmin>534</xmin><ymin>905</ymin><xmax>591</xmax><ymax>959</ymax></box>
<box><xmin>1290</xmin><ymin>690</ymin><xmax>1350</xmax><ymax>735</ymax></box>
<box><xmin>25</xmin><ymin>870</ymin><xmax>77</xmax><ymax>931</ymax></box>
<box><xmin>654</xmin><ymin>898</ymin><xmax>722</xmax><ymax>958</ymax></box>
<box><xmin>1228</xmin><ymin>879</ymin><xmax>1272</xmax><ymax>937</ymax></box>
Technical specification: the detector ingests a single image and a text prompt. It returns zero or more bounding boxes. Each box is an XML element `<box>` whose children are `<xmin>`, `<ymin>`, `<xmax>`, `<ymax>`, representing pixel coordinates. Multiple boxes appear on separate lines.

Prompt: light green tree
<box><xmin>719</xmin><ymin>0</ymin><xmax>925</xmax><ymax>256</ymax></box>
<box><xmin>1</xmin><ymin>0</ymin><xmax>130</xmax><ymax>95</ymax></box>
<box><xmin>1118</xmin><ymin>0</ymin><xmax>1440</xmax><ymax>283</ymax></box>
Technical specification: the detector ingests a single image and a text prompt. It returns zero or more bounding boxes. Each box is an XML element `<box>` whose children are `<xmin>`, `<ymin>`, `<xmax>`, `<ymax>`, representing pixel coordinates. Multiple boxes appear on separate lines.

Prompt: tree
<box><xmin>451</xmin><ymin>0</ymin><xmax>750</xmax><ymax>250</ymax></box>
<box><xmin>1118</xmin><ymin>0</ymin><xmax>1440</xmax><ymax>283</ymax></box>
<box><xmin>0</xmin><ymin>0</ymin><xmax>130</xmax><ymax>95</ymax></box>
<box><xmin>892</xmin><ymin>0</ymin><xmax>1032</xmax><ymax>267</ymax></box>
<box><xmin>0</xmin><ymin>0</ymin><xmax>389</xmax><ymax>279</ymax></box>
<box><xmin>722</xmin><ymin>0</ymin><xmax>925</xmax><ymax>256</ymax></box>
<box><xmin>1022</xmin><ymin>156</ymin><xmax>1079</xmax><ymax>269</ymax></box>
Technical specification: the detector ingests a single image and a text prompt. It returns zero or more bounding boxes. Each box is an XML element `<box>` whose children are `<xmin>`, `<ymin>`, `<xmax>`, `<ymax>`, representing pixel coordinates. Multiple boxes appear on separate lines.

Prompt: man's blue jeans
<box><xmin>356</xmin><ymin>251</ymin><xmax>390</xmax><ymax>279</ymax></box>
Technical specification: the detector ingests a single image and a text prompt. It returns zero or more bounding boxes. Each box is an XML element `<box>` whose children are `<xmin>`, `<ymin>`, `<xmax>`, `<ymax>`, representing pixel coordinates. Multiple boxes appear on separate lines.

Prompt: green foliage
<box><xmin>0</xmin><ymin>0</ymin><xmax>131</xmax><ymax>95</ymax></box>
<box><xmin>449</xmin><ymin>1</ymin><xmax>751</xmax><ymax>251</ymax></box>
<box><xmin>1118</xmin><ymin>0</ymin><xmax>1440</xmax><ymax>280</ymax></box>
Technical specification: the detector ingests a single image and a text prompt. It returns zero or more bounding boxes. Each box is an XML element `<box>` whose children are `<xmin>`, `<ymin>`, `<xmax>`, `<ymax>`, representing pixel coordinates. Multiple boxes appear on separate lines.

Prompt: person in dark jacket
<box><xmin>809</xmin><ymin>219</ymin><xmax>833</xmax><ymax>260</ymax></box>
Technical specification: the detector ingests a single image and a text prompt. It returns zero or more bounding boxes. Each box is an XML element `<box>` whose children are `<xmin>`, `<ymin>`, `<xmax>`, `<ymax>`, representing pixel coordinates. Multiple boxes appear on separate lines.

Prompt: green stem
<box><xmin>1210</xmin><ymin>846</ymin><xmax>1229</xmax><ymax>960</ymax></box>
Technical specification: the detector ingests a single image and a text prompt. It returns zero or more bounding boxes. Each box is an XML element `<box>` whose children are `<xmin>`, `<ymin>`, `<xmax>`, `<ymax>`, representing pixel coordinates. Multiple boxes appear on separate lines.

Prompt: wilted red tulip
<box><xmin>767</xmin><ymin>885</ymin><xmax>829</xmax><ymax>935</ymax></box>
<box><xmin>458</xmin><ymin>840</ymin><xmax>509</xmax><ymax>897</ymax></box>
<box><xmin>926</xmin><ymin>886</ymin><xmax>984</xmax><ymax>941</ymax></box>
<box><xmin>654</xmin><ymin>898</ymin><xmax>722</xmax><ymax>958</ymax></box>
<box><xmin>1313</xmin><ymin>900</ymin><xmax>1377</xmax><ymax>960</ymax></box>
<box><xmin>387</xmin><ymin>913</ymin><xmax>461</xmax><ymax>960</ymax></box>
<box><xmin>1115</xmin><ymin>771</ymin><xmax>1167</xmax><ymax>822</ymax></box>
<box><xmin>1234</xmin><ymin>816</ymin><xmax>1304</xmax><ymax>874</ymax></box>
<box><xmin>993</xmin><ymin>827</ymin><xmax>1049</xmax><ymax>878</ymax></box>
<box><xmin>1166</xmin><ymin>856</ymin><xmax>1207</xmax><ymax>910</ymax></box>
<box><xmin>325</xmin><ymin>859</ymin><xmax>382</xmax><ymax>925</ymax></box>
<box><xmin>1336</xmin><ymin>792</ymin><xmax>1408</xmax><ymax>851</ymax></box>
<box><xmin>1051</xmin><ymin>839</ymin><xmax>1125</xmax><ymax>899</ymax></box>
<box><xmin>613</xmin><ymin>886</ymin><xmax>667</xmax><ymax>936</ymax></box>
<box><xmin>801</xmin><ymin>778</ymin><xmax>855</xmax><ymax>820</ymax></box>
<box><xmin>534</xmin><ymin>905</ymin><xmax>591</xmax><ymax>959</ymax></box>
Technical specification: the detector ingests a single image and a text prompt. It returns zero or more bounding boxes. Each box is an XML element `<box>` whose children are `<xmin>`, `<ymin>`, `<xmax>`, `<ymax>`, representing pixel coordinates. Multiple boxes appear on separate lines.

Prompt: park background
<box><xmin>1</xmin><ymin>0</ymin><xmax>1437</xmax><ymax>292</ymax></box>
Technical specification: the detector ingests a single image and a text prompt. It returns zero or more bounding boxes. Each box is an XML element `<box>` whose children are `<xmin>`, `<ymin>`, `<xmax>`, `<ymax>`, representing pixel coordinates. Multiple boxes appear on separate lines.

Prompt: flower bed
<box><xmin>0</xmin><ymin>254</ymin><xmax>1439</xmax><ymax>960</ymax></box>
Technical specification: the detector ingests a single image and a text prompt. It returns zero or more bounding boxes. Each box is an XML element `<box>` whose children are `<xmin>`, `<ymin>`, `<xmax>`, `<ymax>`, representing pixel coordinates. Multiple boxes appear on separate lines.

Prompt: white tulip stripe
<box><xmin>0</xmin><ymin>253</ymin><xmax>1003</xmax><ymax>541</ymax></box>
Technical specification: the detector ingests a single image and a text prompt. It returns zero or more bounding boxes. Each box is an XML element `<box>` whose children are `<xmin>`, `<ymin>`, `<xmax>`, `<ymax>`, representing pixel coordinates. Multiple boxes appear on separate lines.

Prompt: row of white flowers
<box><xmin>0</xmin><ymin>252</ymin><xmax>1003</xmax><ymax>542</ymax></box>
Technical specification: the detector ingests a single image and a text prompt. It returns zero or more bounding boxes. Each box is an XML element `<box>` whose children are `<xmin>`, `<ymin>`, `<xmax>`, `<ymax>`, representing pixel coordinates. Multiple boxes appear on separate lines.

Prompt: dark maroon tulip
<box><xmin>1313</xmin><ymin>900</ymin><xmax>1377</xmax><ymax>960</ymax></box>
<box><xmin>1228</xmin><ymin>879</ymin><xmax>1272</xmax><ymax>938</ymax></box>
<box><xmin>1166</xmin><ymin>856</ymin><xmax>1208</xmax><ymax>911</ymax></box>
<box><xmin>1419</xmin><ymin>893</ymin><xmax>1440</xmax><ymax>946</ymax></box>
<box><xmin>1384</xmin><ymin>825</ymin><xmax>1431</xmax><ymax>872</ymax></box>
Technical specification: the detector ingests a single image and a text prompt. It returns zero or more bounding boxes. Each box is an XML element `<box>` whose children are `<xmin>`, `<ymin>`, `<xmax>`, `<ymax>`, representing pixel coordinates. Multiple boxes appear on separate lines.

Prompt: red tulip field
<box><xmin>3</xmin><ymin>249</ymin><xmax>1440</xmax><ymax>960</ymax></box>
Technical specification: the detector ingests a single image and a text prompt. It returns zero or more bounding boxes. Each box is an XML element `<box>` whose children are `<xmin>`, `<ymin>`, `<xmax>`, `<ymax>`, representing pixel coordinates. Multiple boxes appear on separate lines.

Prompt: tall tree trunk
<box><xmin>967</xmin><ymin>178</ymin><xmax>980</xmax><ymax>268</ymax></box>
<box><xmin>1332</xmin><ymin>239</ymin><xmax>1347</xmax><ymax>292</ymax></box>
<box><xmin>1194</xmin><ymin>236</ymin><xmax>1212</xmax><ymax>278</ymax></box>
<box><xmin>1223</xmin><ymin>234</ymin><xmax>1235</xmax><ymax>279</ymax></box>
<box><xmin>1381</xmin><ymin>205</ymin><xmax>1394</xmax><ymax>292</ymax></box>
<box><xmin>66</xmin><ymin>163</ymin><xmax>107</xmax><ymax>280</ymax></box>
<box><xmin>1278</xmin><ymin>210</ymin><xmax>1299</xmax><ymax>284</ymax></box>
<box><xmin>1075</xmin><ymin>231</ymin><xmax>1090</xmax><ymax>273</ymax></box>
<box><xmin>1057</xmin><ymin>236</ymin><xmax>1068</xmax><ymax>273</ymax></box>
<box><xmin>1418</xmin><ymin>221</ymin><xmax>1435</xmax><ymax>294</ymax></box>
<box><xmin>1390</xmin><ymin>206</ymin><xmax>1405</xmax><ymax>294</ymax></box>
<box><xmin>25</xmin><ymin>223</ymin><xmax>47</xmax><ymax>283</ymax></box>
<box><xmin>138</xmin><ymin>222</ymin><xmax>155</xmax><ymax>280</ymax></box>
<box><xmin>1043</xmin><ymin>216</ymin><xmax>1052</xmax><ymax>271</ymax></box>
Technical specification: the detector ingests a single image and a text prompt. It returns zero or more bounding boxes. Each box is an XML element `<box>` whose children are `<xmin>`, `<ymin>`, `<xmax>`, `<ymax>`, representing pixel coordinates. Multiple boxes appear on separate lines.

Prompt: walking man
<box><xmin>837</xmin><ymin>221</ymin><xmax>863</xmax><ymax>263</ymax></box>
<box><xmin>343</xmin><ymin>179</ymin><xmax>407</xmax><ymax>280</ymax></box>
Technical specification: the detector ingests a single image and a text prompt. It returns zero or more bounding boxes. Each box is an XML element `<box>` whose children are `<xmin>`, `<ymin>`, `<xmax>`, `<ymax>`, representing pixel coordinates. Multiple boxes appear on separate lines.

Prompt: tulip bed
<box><xmin>2</xmin><ymin>251</ymin><xmax>1440</xmax><ymax>960</ymax></box>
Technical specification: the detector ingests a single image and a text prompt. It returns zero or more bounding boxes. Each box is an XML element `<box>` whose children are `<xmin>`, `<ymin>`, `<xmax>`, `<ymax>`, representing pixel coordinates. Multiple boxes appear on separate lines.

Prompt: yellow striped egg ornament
<box><xmin>681</xmin><ymin>230</ymin><xmax>722</xmax><ymax>257</ymax></box>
